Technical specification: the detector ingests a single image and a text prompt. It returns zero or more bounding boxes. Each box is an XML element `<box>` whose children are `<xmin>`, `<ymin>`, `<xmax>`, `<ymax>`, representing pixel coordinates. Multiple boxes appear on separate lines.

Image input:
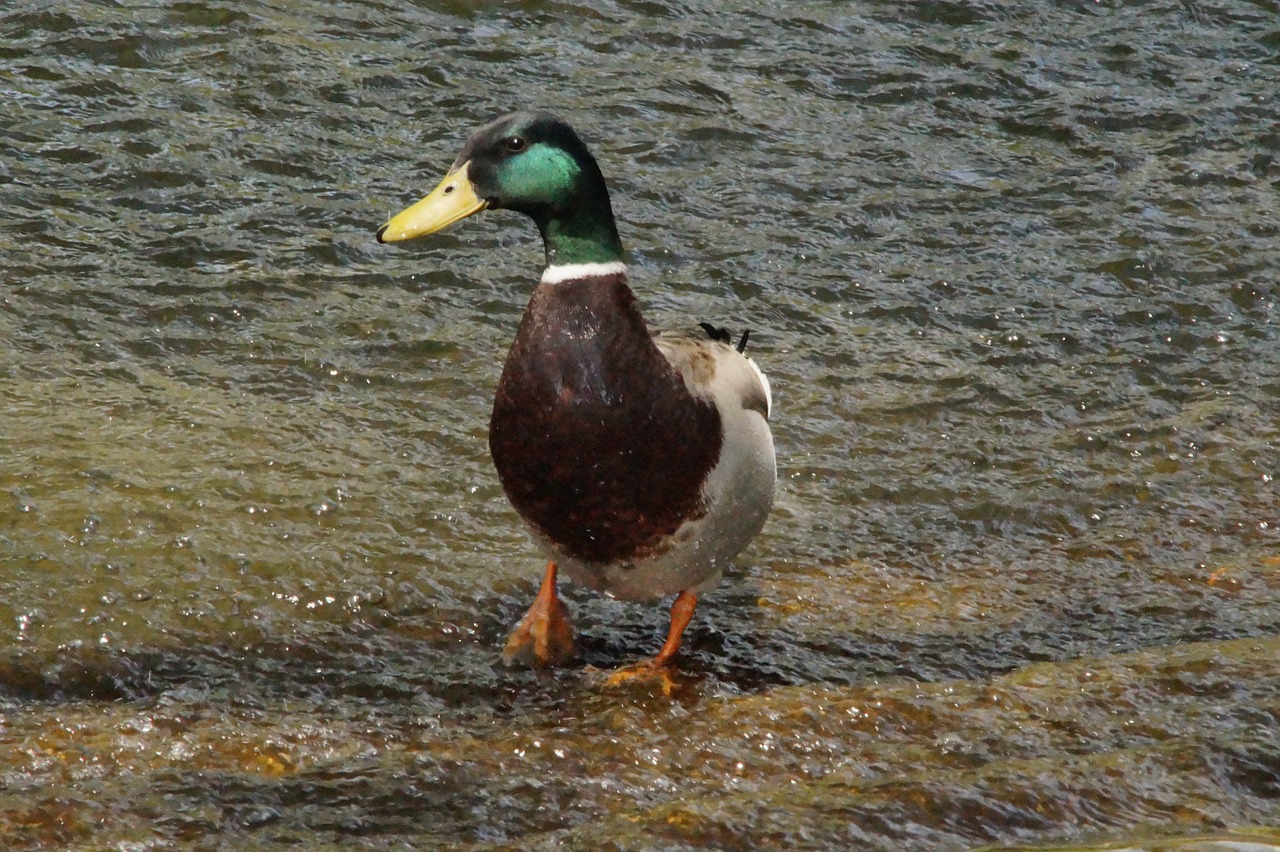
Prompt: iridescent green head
<box><xmin>376</xmin><ymin>112</ymin><xmax>624</xmax><ymax>267</ymax></box>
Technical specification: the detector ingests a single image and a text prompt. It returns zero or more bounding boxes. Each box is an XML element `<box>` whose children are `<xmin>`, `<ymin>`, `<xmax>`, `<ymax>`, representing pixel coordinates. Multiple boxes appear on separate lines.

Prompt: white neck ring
<box><xmin>540</xmin><ymin>261</ymin><xmax>627</xmax><ymax>285</ymax></box>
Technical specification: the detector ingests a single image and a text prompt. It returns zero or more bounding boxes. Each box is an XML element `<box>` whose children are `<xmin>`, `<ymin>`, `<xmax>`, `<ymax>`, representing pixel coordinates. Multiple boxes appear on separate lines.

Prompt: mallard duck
<box><xmin>376</xmin><ymin>112</ymin><xmax>775</xmax><ymax>678</ymax></box>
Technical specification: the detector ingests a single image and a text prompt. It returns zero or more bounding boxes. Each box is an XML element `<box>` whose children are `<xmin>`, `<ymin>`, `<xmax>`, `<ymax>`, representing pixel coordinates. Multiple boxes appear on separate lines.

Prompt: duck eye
<box><xmin>506</xmin><ymin>136</ymin><xmax>526</xmax><ymax>153</ymax></box>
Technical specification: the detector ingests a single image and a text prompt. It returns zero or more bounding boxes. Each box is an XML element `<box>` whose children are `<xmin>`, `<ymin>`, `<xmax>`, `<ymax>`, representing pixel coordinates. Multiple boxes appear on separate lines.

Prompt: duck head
<box><xmin>376</xmin><ymin>111</ymin><xmax>624</xmax><ymax>266</ymax></box>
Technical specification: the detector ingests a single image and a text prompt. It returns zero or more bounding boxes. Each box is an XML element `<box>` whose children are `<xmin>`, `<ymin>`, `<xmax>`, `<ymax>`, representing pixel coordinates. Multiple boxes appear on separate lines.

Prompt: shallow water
<box><xmin>2</xmin><ymin>0</ymin><xmax>1279</xmax><ymax>848</ymax></box>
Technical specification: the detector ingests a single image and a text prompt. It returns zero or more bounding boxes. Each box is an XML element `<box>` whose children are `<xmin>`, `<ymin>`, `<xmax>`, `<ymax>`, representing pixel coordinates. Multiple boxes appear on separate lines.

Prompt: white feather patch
<box><xmin>540</xmin><ymin>261</ymin><xmax>628</xmax><ymax>285</ymax></box>
<box><xmin>746</xmin><ymin>356</ymin><xmax>772</xmax><ymax>419</ymax></box>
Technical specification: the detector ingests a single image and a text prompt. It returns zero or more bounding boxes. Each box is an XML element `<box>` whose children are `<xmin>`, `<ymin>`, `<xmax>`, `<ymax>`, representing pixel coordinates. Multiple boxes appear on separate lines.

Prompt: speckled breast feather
<box><xmin>488</xmin><ymin>272</ymin><xmax>724</xmax><ymax>565</ymax></box>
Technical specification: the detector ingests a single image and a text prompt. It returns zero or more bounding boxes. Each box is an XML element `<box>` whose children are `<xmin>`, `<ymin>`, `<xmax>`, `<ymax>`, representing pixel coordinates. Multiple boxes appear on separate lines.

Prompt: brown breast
<box><xmin>488</xmin><ymin>274</ymin><xmax>723</xmax><ymax>565</ymax></box>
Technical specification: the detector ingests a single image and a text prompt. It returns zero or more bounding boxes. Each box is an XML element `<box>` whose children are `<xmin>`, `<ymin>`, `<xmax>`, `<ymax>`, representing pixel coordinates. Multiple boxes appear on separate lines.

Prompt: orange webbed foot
<box><xmin>601</xmin><ymin>658</ymin><xmax>682</xmax><ymax>696</ymax></box>
<box><xmin>598</xmin><ymin>590</ymin><xmax>699</xmax><ymax>696</ymax></box>
<box><xmin>502</xmin><ymin>560</ymin><xmax>576</xmax><ymax>668</ymax></box>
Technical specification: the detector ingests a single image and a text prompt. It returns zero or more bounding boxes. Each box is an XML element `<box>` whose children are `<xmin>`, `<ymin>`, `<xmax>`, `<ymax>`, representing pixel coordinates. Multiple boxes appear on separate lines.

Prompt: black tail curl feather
<box><xmin>698</xmin><ymin>322</ymin><xmax>752</xmax><ymax>353</ymax></box>
<box><xmin>697</xmin><ymin>322</ymin><xmax>731</xmax><ymax>344</ymax></box>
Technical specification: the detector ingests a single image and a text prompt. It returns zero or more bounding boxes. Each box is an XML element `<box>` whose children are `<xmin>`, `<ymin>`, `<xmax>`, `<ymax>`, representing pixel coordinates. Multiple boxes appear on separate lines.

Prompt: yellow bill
<box><xmin>376</xmin><ymin>161</ymin><xmax>487</xmax><ymax>243</ymax></box>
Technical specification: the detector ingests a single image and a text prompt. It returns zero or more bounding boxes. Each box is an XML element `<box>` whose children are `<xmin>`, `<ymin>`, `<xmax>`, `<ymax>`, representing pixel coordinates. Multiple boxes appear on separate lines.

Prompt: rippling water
<box><xmin>2</xmin><ymin>1</ymin><xmax>1278</xmax><ymax>848</ymax></box>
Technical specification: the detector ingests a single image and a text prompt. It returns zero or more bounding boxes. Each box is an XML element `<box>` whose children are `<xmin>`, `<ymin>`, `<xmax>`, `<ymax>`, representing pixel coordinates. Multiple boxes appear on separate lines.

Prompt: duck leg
<box><xmin>603</xmin><ymin>590</ymin><xmax>698</xmax><ymax>692</ymax></box>
<box><xmin>502</xmin><ymin>560</ymin><xmax>576</xmax><ymax>667</ymax></box>
<box><xmin>650</xmin><ymin>590</ymin><xmax>698</xmax><ymax>668</ymax></box>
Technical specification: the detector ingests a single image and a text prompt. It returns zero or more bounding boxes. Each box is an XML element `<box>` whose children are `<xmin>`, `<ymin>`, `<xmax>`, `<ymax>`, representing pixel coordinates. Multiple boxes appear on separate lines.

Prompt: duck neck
<box><xmin>532</xmin><ymin>187</ymin><xmax>625</xmax><ymax>269</ymax></box>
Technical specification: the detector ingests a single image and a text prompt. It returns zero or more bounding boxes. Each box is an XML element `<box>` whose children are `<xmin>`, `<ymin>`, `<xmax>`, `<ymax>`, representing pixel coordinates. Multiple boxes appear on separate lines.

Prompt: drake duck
<box><xmin>376</xmin><ymin>112</ymin><xmax>775</xmax><ymax>677</ymax></box>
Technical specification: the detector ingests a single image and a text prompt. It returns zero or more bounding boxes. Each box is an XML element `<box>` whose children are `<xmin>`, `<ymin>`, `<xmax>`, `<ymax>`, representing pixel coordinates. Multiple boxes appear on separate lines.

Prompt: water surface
<box><xmin>2</xmin><ymin>0</ymin><xmax>1278</xmax><ymax>848</ymax></box>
